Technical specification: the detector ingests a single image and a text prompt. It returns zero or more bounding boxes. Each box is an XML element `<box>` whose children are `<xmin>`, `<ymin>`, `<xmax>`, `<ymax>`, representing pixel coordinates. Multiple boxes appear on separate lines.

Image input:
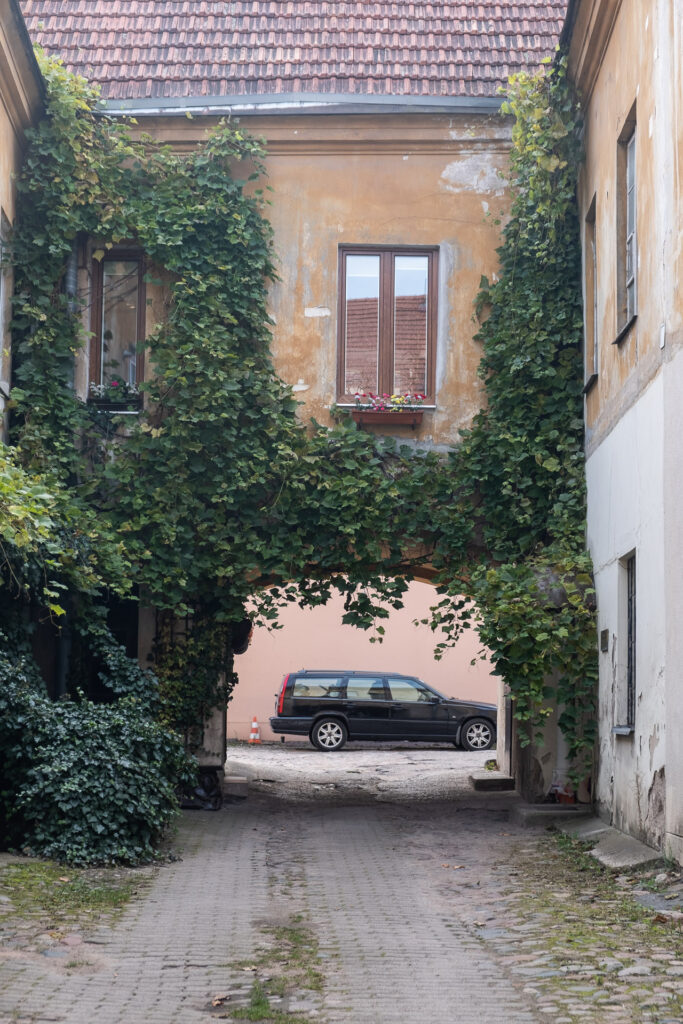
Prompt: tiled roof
<box><xmin>20</xmin><ymin>1</ymin><xmax>568</xmax><ymax>102</ymax></box>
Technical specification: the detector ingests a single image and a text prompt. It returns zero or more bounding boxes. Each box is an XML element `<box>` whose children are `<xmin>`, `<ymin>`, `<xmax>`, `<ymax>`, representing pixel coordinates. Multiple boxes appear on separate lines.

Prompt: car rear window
<box><xmin>292</xmin><ymin>677</ymin><xmax>344</xmax><ymax>698</ymax></box>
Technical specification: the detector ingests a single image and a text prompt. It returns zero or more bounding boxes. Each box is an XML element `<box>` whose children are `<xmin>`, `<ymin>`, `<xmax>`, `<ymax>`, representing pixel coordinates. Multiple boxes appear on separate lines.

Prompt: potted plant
<box><xmin>350</xmin><ymin>392</ymin><xmax>425</xmax><ymax>427</ymax></box>
<box><xmin>88</xmin><ymin>378</ymin><xmax>142</xmax><ymax>412</ymax></box>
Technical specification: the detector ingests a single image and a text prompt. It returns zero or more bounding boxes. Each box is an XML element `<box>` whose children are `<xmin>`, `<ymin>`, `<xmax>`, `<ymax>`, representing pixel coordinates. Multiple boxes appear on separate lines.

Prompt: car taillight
<box><xmin>277</xmin><ymin>674</ymin><xmax>289</xmax><ymax>715</ymax></box>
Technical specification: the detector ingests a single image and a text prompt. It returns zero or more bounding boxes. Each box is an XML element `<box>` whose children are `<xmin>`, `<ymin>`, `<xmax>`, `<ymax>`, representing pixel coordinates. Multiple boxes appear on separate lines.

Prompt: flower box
<box><xmin>88</xmin><ymin>394</ymin><xmax>142</xmax><ymax>414</ymax></box>
<box><xmin>351</xmin><ymin>409</ymin><xmax>423</xmax><ymax>428</ymax></box>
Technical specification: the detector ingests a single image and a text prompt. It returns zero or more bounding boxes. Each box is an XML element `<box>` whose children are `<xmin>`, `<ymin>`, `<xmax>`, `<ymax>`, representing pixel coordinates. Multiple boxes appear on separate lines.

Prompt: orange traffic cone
<box><xmin>249</xmin><ymin>716</ymin><xmax>261</xmax><ymax>744</ymax></box>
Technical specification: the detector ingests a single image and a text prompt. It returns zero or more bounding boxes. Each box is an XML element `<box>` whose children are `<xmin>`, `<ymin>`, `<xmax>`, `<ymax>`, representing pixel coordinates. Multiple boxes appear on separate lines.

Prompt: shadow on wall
<box><xmin>228</xmin><ymin>581</ymin><xmax>499</xmax><ymax>741</ymax></box>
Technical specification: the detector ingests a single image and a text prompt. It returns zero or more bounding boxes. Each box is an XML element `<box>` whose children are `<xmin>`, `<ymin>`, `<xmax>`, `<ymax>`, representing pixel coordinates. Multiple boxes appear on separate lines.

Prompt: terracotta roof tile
<box><xmin>20</xmin><ymin>1</ymin><xmax>567</xmax><ymax>101</ymax></box>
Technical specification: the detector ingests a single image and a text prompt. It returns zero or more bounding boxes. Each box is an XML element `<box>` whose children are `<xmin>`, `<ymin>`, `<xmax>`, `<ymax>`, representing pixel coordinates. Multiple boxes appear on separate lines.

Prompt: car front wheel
<box><xmin>461</xmin><ymin>718</ymin><xmax>495</xmax><ymax>751</ymax></box>
<box><xmin>311</xmin><ymin>717</ymin><xmax>348</xmax><ymax>752</ymax></box>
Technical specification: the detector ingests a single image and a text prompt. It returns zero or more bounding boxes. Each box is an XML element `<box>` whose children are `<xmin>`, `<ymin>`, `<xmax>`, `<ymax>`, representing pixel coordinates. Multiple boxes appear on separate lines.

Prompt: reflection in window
<box><xmin>387</xmin><ymin>677</ymin><xmax>432</xmax><ymax>702</ymax></box>
<box><xmin>101</xmin><ymin>260</ymin><xmax>140</xmax><ymax>386</ymax></box>
<box><xmin>394</xmin><ymin>256</ymin><xmax>428</xmax><ymax>394</ymax></box>
<box><xmin>344</xmin><ymin>255</ymin><xmax>380</xmax><ymax>395</ymax></box>
<box><xmin>345</xmin><ymin>677</ymin><xmax>386</xmax><ymax>701</ymax></box>
<box><xmin>293</xmin><ymin>677</ymin><xmax>344</xmax><ymax>698</ymax></box>
<box><xmin>338</xmin><ymin>247</ymin><xmax>437</xmax><ymax>402</ymax></box>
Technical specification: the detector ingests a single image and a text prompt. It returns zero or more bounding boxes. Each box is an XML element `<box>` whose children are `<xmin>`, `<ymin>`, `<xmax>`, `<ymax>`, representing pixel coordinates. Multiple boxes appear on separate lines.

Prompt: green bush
<box><xmin>0</xmin><ymin>640</ymin><xmax>193</xmax><ymax>865</ymax></box>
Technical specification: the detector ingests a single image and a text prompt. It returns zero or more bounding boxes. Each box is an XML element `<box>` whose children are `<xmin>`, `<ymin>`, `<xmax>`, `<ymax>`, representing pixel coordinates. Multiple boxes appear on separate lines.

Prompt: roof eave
<box><xmin>96</xmin><ymin>92</ymin><xmax>506</xmax><ymax>118</ymax></box>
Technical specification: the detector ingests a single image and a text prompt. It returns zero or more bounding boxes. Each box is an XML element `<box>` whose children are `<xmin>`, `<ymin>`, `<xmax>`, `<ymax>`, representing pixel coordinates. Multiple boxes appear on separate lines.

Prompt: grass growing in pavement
<box><xmin>267</xmin><ymin>920</ymin><xmax>324</xmax><ymax>993</ymax></box>
<box><xmin>493</xmin><ymin>831</ymin><xmax>683</xmax><ymax>1023</ymax></box>
<box><xmin>226</xmin><ymin>915</ymin><xmax>324</xmax><ymax>1021</ymax></box>
<box><xmin>231</xmin><ymin>979</ymin><xmax>310</xmax><ymax>1022</ymax></box>
<box><xmin>0</xmin><ymin>860</ymin><xmax>143</xmax><ymax>924</ymax></box>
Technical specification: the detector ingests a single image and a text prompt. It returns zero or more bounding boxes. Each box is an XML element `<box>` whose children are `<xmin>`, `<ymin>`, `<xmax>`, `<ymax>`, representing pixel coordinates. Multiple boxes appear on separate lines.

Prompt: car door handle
<box><xmin>389</xmin><ymin>703</ymin><xmax>404</xmax><ymax>709</ymax></box>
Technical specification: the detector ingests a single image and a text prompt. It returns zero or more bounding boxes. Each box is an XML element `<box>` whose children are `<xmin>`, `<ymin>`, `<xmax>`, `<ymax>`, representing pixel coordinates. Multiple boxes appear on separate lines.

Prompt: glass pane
<box><xmin>626</xmin><ymin>235</ymin><xmax>634</xmax><ymax>282</ymax></box>
<box><xmin>344</xmin><ymin>255</ymin><xmax>379</xmax><ymax>395</ymax></box>
<box><xmin>293</xmin><ymin>677</ymin><xmax>343</xmax><ymax>698</ymax></box>
<box><xmin>627</xmin><ymin>279</ymin><xmax>636</xmax><ymax>321</ymax></box>
<box><xmin>387</xmin><ymin>677</ymin><xmax>432</xmax><ymax>703</ymax></box>
<box><xmin>627</xmin><ymin>186</ymin><xmax>635</xmax><ymax>236</ymax></box>
<box><xmin>101</xmin><ymin>260</ymin><xmax>139</xmax><ymax>386</ymax></box>
<box><xmin>626</xmin><ymin>134</ymin><xmax>636</xmax><ymax>192</ymax></box>
<box><xmin>345</xmin><ymin>676</ymin><xmax>386</xmax><ymax>701</ymax></box>
<box><xmin>394</xmin><ymin>255</ymin><xmax>428</xmax><ymax>395</ymax></box>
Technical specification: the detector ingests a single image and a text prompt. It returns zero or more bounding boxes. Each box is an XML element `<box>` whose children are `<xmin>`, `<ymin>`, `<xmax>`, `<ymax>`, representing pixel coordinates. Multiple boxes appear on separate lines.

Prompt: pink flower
<box><xmin>111</xmin><ymin>381</ymin><xmax>119</xmax><ymax>387</ymax></box>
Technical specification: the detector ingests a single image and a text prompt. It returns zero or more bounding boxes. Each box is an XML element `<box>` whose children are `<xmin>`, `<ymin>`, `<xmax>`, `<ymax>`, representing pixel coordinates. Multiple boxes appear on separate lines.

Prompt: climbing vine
<box><xmin>1</xmin><ymin>49</ymin><xmax>597</xmax><ymax>862</ymax></box>
<box><xmin>427</xmin><ymin>57</ymin><xmax>597</xmax><ymax>771</ymax></box>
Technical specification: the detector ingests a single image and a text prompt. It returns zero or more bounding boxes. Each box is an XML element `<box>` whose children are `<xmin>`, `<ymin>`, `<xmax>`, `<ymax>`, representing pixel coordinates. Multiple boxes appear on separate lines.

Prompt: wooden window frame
<box><xmin>336</xmin><ymin>245</ymin><xmax>438</xmax><ymax>403</ymax></box>
<box><xmin>89</xmin><ymin>251</ymin><xmax>146</xmax><ymax>390</ymax></box>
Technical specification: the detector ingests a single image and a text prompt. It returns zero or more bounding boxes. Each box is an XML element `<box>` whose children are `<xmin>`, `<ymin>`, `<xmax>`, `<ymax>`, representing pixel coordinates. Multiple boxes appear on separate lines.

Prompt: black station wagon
<box><xmin>270</xmin><ymin>670</ymin><xmax>497</xmax><ymax>752</ymax></box>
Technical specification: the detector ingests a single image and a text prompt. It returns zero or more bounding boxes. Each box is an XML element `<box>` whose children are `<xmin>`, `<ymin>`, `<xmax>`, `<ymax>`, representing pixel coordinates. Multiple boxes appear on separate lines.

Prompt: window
<box><xmin>89</xmin><ymin>253</ymin><xmax>145</xmax><ymax>390</ymax></box>
<box><xmin>616</xmin><ymin>107</ymin><xmax>637</xmax><ymax>336</ymax></box>
<box><xmin>337</xmin><ymin>246</ymin><xmax>437</xmax><ymax>402</ymax></box>
<box><xmin>293</xmin><ymin>676</ymin><xmax>344</xmax><ymax>698</ymax></box>
<box><xmin>387</xmin><ymin>677</ymin><xmax>434</xmax><ymax>703</ymax></box>
<box><xmin>615</xmin><ymin>552</ymin><xmax>636</xmax><ymax>733</ymax></box>
<box><xmin>583</xmin><ymin>196</ymin><xmax>598</xmax><ymax>388</ymax></box>
<box><xmin>345</xmin><ymin>676</ymin><xmax>387</xmax><ymax>701</ymax></box>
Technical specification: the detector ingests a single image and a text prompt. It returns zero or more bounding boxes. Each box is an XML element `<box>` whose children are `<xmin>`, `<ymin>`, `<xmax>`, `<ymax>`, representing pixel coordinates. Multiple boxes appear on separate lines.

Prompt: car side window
<box><xmin>387</xmin><ymin>677</ymin><xmax>433</xmax><ymax>703</ymax></box>
<box><xmin>293</xmin><ymin>677</ymin><xmax>343</xmax><ymax>698</ymax></box>
<box><xmin>345</xmin><ymin>676</ymin><xmax>387</xmax><ymax>701</ymax></box>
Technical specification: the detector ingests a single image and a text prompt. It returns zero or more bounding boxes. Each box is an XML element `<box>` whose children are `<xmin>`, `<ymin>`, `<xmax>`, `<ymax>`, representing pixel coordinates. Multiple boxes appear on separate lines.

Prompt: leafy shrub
<box><xmin>0</xmin><ymin>639</ymin><xmax>193</xmax><ymax>865</ymax></box>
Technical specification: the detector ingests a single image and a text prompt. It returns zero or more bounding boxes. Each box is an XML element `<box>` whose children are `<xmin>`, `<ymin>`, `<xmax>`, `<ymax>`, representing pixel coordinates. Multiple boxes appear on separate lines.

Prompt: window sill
<box><xmin>612</xmin><ymin>725</ymin><xmax>634</xmax><ymax>736</ymax></box>
<box><xmin>350</xmin><ymin>409</ymin><xmax>424</xmax><ymax>429</ymax></box>
<box><xmin>612</xmin><ymin>314</ymin><xmax>637</xmax><ymax>346</ymax></box>
<box><xmin>583</xmin><ymin>372</ymin><xmax>598</xmax><ymax>395</ymax></box>
<box><xmin>88</xmin><ymin>398</ymin><xmax>142</xmax><ymax>414</ymax></box>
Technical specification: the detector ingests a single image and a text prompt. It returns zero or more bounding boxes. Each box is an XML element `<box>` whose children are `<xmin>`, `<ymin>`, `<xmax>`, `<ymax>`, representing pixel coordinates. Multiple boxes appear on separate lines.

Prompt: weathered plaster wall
<box><xmin>573</xmin><ymin>0</ymin><xmax>683</xmax><ymax>454</ymax></box>
<box><xmin>663</xmin><ymin>346</ymin><xmax>683</xmax><ymax>860</ymax></box>
<box><xmin>586</xmin><ymin>373</ymin><xmax>667</xmax><ymax>847</ymax></box>
<box><xmin>570</xmin><ymin>0</ymin><xmax>683</xmax><ymax>852</ymax></box>
<box><xmin>137</xmin><ymin>111</ymin><xmax>512</xmax><ymax>446</ymax></box>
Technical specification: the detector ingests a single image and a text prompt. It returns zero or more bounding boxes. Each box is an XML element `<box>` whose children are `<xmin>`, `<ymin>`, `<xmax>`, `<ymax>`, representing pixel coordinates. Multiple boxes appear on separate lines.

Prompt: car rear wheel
<box><xmin>461</xmin><ymin>718</ymin><xmax>495</xmax><ymax>751</ymax></box>
<box><xmin>311</xmin><ymin>717</ymin><xmax>347</xmax><ymax>752</ymax></box>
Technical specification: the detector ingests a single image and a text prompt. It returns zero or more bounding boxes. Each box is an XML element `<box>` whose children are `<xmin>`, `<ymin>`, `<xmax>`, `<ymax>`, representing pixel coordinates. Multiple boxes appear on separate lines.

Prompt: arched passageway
<box><xmin>228</xmin><ymin>579</ymin><xmax>497</xmax><ymax>743</ymax></box>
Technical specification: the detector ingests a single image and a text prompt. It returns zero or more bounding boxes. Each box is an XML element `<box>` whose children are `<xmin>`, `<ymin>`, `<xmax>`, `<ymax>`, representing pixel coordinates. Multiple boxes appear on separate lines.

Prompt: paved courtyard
<box><xmin>0</xmin><ymin>747</ymin><xmax>682</xmax><ymax>1024</ymax></box>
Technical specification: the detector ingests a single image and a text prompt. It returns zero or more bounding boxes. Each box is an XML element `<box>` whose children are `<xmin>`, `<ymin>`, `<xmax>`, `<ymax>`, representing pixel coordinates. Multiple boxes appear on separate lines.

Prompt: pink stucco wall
<box><xmin>228</xmin><ymin>582</ymin><xmax>499</xmax><ymax>741</ymax></box>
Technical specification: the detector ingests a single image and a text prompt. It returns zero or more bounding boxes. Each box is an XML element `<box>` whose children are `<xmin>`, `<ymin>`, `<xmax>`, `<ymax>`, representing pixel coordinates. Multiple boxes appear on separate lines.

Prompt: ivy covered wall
<box><xmin>0</xmin><ymin>52</ymin><xmax>596</xmax><ymax>863</ymax></box>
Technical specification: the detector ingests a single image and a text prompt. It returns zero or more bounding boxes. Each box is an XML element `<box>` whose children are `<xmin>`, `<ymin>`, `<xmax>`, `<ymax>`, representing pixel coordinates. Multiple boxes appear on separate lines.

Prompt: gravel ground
<box><xmin>225</xmin><ymin>740</ymin><xmax>494</xmax><ymax>802</ymax></box>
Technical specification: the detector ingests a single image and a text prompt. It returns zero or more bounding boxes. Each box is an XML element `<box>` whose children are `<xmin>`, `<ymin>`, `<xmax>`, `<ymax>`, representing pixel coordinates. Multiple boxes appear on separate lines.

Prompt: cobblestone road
<box><xmin>1</xmin><ymin>748</ymin><xmax>681</xmax><ymax>1024</ymax></box>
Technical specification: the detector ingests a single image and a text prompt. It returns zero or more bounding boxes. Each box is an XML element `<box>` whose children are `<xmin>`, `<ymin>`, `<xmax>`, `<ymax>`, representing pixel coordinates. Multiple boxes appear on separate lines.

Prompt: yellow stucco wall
<box><xmin>571</xmin><ymin>0</ymin><xmax>683</xmax><ymax>454</ymax></box>
<box><xmin>569</xmin><ymin>0</ymin><xmax>683</xmax><ymax>853</ymax></box>
<box><xmin>132</xmin><ymin>110</ymin><xmax>513</xmax><ymax>446</ymax></box>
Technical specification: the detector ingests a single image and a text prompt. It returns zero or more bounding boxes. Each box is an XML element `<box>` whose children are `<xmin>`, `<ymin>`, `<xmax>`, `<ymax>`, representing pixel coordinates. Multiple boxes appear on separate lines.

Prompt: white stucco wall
<box><xmin>663</xmin><ymin>346</ymin><xmax>683</xmax><ymax>859</ymax></box>
<box><xmin>586</xmin><ymin>372</ymin><xmax>668</xmax><ymax>847</ymax></box>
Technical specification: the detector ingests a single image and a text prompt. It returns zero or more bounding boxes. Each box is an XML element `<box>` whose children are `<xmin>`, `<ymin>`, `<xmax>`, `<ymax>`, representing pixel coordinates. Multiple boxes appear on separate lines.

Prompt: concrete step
<box><xmin>559</xmin><ymin>815</ymin><xmax>661</xmax><ymax>870</ymax></box>
<box><xmin>512</xmin><ymin>803</ymin><xmax>593</xmax><ymax>828</ymax></box>
<box><xmin>469</xmin><ymin>770</ymin><xmax>515</xmax><ymax>792</ymax></box>
<box><xmin>223</xmin><ymin>775</ymin><xmax>249</xmax><ymax>799</ymax></box>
